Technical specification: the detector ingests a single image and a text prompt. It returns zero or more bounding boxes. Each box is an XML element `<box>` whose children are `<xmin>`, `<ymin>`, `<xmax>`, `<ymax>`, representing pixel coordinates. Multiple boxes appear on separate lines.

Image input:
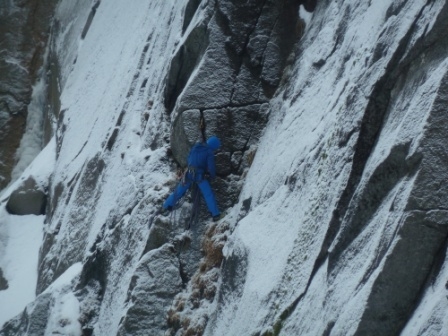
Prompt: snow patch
<box><xmin>0</xmin><ymin>209</ymin><xmax>44</xmax><ymax>327</ymax></box>
<box><xmin>42</xmin><ymin>263</ymin><xmax>83</xmax><ymax>336</ymax></box>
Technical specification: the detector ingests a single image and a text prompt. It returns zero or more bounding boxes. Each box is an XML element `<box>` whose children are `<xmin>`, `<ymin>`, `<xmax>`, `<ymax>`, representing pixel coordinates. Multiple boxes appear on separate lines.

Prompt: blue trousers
<box><xmin>163</xmin><ymin>179</ymin><xmax>220</xmax><ymax>217</ymax></box>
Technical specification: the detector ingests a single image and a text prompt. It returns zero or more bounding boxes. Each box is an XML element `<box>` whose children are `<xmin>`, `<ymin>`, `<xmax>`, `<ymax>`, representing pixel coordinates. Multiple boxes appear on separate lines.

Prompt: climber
<box><xmin>162</xmin><ymin>136</ymin><xmax>221</xmax><ymax>221</ymax></box>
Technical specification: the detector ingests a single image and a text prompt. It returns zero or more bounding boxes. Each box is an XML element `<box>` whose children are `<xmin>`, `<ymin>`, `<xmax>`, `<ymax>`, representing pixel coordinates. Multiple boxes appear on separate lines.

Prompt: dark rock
<box><xmin>81</xmin><ymin>1</ymin><xmax>101</xmax><ymax>40</ymax></box>
<box><xmin>171</xmin><ymin>109</ymin><xmax>202</xmax><ymax>167</ymax></box>
<box><xmin>6</xmin><ymin>176</ymin><xmax>47</xmax><ymax>215</ymax></box>
<box><xmin>0</xmin><ymin>268</ymin><xmax>8</xmax><ymax>290</ymax></box>
<box><xmin>164</xmin><ymin>24</ymin><xmax>209</xmax><ymax>114</ymax></box>
<box><xmin>0</xmin><ymin>0</ymin><xmax>58</xmax><ymax>190</ymax></box>
<box><xmin>182</xmin><ymin>0</ymin><xmax>202</xmax><ymax>33</ymax></box>
<box><xmin>299</xmin><ymin>0</ymin><xmax>317</xmax><ymax>12</ymax></box>
<box><xmin>172</xmin><ymin>103</ymin><xmax>269</xmax><ymax>171</ymax></box>
<box><xmin>202</xmin><ymin>104</ymin><xmax>269</xmax><ymax>154</ymax></box>
<box><xmin>237</xmin><ymin>196</ymin><xmax>252</xmax><ymax>221</ymax></box>
<box><xmin>143</xmin><ymin>216</ymin><xmax>172</xmax><ymax>253</ymax></box>
<box><xmin>0</xmin><ymin>114</ymin><xmax>26</xmax><ymax>191</ymax></box>
<box><xmin>170</xmin><ymin>0</ymin><xmax>300</xmax><ymax>170</ymax></box>
<box><xmin>355</xmin><ymin>211</ymin><xmax>448</xmax><ymax>335</ymax></box>
<box><xmin>242</xmin><ymin>197</ymin><xmax>252</xmax><ymax>213</ymax></box>
<box><xmin>216</xmin><ymin>152</ymin><xmax>232</xmax><ymax>176</ymax></box>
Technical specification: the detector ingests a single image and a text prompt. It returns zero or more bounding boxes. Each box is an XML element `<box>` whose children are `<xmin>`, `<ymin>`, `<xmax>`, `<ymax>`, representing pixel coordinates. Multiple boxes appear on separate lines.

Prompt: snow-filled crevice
<box><xmin>104</xmin><ymin>30</ymin><xmax>159</xmax><ymax>152</ymax></box>
<box><xmin>45</xmin><ymin>48</ymin><xmax>61</xmax><ymax>145</ymax></box>
<box><xmin>10</xmin><ymin>76</ymin><xmax>47</xmax><ymax>183</ymax></box>
<box><xmin>126</xmin><ymin>33</ymin><xmax>155</xmax><ymax>100</ymax></box>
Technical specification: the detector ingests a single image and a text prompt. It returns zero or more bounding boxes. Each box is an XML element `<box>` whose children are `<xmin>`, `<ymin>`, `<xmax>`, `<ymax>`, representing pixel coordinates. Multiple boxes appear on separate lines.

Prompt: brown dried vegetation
<box><xmin>167</xmin><ymin>221</ymin><xmax>230</xmax><ymax>335</ymax></box>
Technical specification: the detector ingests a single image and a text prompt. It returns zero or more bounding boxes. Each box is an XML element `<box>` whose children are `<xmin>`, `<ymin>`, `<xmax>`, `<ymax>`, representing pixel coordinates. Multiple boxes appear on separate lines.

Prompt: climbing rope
<box><xmin>186</xmin><ymin>183</ymin><xmax>201</xmax><ymax>230</ymax></box>
<box><xmin>199</xmin><ymin>113</ymin><xmax>206</xmax><ymax>143</ymax></box>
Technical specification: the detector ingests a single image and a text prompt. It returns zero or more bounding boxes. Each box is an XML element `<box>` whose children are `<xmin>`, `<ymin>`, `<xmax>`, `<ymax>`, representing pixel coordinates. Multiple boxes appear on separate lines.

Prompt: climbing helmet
<box><xmin>207</xmin><ymin>136</ymin><xmax>221</xmax><ymax>150</ymax></box>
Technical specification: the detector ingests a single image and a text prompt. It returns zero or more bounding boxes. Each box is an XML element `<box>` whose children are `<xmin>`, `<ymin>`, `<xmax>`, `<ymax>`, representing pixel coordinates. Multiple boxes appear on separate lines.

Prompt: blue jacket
<box><xmin>187</xmin><ymin>143</ymin><xmax>216</xmax><ymax>179</ymax></box>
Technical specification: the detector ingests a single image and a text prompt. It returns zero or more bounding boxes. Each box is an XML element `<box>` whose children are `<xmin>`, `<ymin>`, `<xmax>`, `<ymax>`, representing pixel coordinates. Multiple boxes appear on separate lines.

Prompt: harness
<box><xmin>181</xmin><ymin>166</ymin><xmax>205</xmax><ymax>185</ymax></box>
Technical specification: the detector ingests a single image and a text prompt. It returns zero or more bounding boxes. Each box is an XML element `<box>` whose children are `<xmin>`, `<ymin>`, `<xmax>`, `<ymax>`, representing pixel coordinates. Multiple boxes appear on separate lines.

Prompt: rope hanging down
<box><xmin>199</xmin><ymin>113</ymin><xmax>206</xmax><ymax>143</ymax></box>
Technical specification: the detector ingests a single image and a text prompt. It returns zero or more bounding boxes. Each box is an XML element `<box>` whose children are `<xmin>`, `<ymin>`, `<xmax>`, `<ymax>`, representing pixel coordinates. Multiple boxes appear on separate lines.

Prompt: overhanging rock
<box><xmin>6</xmin><ymin>176</ymin><xmax>47</xmax><ymax>216</ymax></box>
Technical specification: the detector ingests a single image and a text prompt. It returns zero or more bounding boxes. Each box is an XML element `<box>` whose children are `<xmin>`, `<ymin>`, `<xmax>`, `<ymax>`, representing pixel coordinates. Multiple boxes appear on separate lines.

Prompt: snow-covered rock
<box><xmin>1</xmin><ymin>0</ymin><xmax>448</xmax><ymax>335</ymax></box>
<box><xmin>6</xmin><ymin>177</ymin><xmax>47</xmax><ymax>216</ymax></box>
<box><xmin>0</xmin><ymin>0</ymin><xmax>58</xmax><ymax>190</ymax></box>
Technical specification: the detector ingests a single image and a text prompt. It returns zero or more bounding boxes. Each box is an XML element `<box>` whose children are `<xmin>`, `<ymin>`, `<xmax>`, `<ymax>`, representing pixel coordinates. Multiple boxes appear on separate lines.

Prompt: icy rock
<box><xmin>116</xmin><ymin>245</ymin><xmax>182</xmax><ymax>336</ymax></box>
<box><xmin>0</xmin><ymin>293</ymin><xmax>52</xmax><ymax>336</ymax></box>
<box><xmin>6</xmin><ymin>177</ymin><xmax>47</xmax><ymax>216</ymax></box>
<box><xmin>0</xmin><ymin>0</ymin><xmax>58</xmax><ymax>190</ymax></box>
<box><xmin>5</xmin><ymin>0</ymin><xmax>448</xmax><ymax>335</ymax></box>
<box><xmin>206</xmin><ymin>1</ymin><xmax>448</xmax><ymax>335</ymax></box>
<box><xmin>144</xmin><ymin>215</ymin><xmax>173</xmax><ymax>252</ymax></box>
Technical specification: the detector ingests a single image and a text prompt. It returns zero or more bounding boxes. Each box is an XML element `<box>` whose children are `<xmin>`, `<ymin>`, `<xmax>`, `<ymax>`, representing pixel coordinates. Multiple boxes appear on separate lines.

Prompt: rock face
<box><xmin>2</xmin><ymin>0</ymin><xmax>448</xmax><ymax>335</ymax></box>
<box><xmin>0</xmin><ymin>0</ymin><xmax>58</xmax><ymax>190</ymax></box>
<box><xmin>0</xmin><ymin>269</ymin><xmax>7</xmax><ymax>291</ymax></box>
<box><xmin>116</xmin><ymin>245</ymin><xmax>183</xmax><ymax>336</ymax></box>
<box><xmin>169</xmin><ymin>0</ymin><xmax>301</xmax><ymax>162</ymax></box>
<box><xmin>207</xmin><ymin>1</ymin><xmax>448</xmax><ymax>336</ymax></box>
<box><xmin>6</xmin><ymin>177</ymin><xmax>47</xmax><ymax>215</ymax></box>
<box><xmin>168</xmin><ymin>0</ymin><xmax>302</xmax><ymax>210</ymax></box>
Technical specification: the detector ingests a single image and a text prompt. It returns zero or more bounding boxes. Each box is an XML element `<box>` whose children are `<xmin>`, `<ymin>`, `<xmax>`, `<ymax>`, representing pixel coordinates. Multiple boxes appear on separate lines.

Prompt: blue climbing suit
<box><xmin>163</xmin><ymin>142</ymin><xmax>220</xmax><ymax>217</ymax></box>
